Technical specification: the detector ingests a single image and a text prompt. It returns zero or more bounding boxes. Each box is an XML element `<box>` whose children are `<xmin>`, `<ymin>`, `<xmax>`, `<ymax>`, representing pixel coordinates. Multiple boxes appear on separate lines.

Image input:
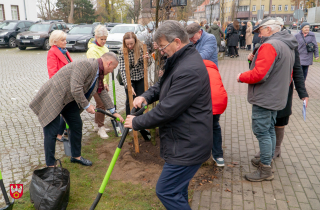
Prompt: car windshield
<box><xmin>0</xmin><ymin>22</ymin><xmax>17</xmax><ymax>30</ymax></box>
<box><xmin>68</xmin><ymin>26</ymin><xmax>92</xmax><ymax>34</ymax></box>
<box><xmin>110</xmin><ymin>26</ymin><xmax>135</xmax><ymax>34</ymax></box>
<box><xmin>29</xmin><ymin>24</ymin><xmax>51</xmax><ymax>32</ymax></box>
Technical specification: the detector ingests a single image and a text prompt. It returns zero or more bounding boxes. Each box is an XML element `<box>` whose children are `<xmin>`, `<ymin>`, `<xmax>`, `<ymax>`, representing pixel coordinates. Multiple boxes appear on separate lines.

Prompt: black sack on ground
<box><xmin>29</xmin><ymin>160</ymin><xmax>70</xmax><ymax>210</ymax></box>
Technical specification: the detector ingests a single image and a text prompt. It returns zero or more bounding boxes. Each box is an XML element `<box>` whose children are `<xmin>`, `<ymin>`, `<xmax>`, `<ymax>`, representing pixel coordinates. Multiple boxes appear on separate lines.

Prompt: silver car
<box><xmin>106</xmin><ymin>24</ymin><xmax>148</xmax><ymax>53</ymax></box>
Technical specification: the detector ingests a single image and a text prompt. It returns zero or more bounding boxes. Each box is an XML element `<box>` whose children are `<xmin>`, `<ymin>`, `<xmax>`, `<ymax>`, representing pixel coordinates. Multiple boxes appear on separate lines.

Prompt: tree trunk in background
<box><xmin>105</xmin><ymin>0</ymin><xmax>111</xmax><ymax>22</ymax></box>
<box><xmin>68</xmin><ymin>0</ymin><xmax>74</xmax><ymax>23</ymax></box>
<box><xmin>111</xmin><ymin>0</ymin><xmax>115</xmax><ymax>22</ymax></box>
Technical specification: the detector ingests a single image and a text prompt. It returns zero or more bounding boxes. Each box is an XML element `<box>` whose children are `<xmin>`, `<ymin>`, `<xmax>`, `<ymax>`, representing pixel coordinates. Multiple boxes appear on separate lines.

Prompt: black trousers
<box><xmin>43</xmin><ymin>100</ymin><xmax>83</xmax><ymax>166</ymax></box>
<box><xmin>240</xmin><ymin>39</ymin><xmax>246</xmax><ymax>47</ymax></box>
<box><xmin>229</xmin><ymin>46</ymin><xmax>238</xmax><ymax>56</ymax></box>
<box><xmin>125</xmin><ymin>78</ymin><xmax>145</xmax><ymax>116</ymax></box>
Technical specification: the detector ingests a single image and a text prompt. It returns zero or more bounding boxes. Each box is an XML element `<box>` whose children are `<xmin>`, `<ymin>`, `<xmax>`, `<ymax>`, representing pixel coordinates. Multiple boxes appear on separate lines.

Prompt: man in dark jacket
<box><xmin>237</xmin><ymin>18</ymin><xmax>298</xmax><ymax>182</ymax></box>
<box><xmin>252</xmin><ymin>20</ymin><xmax>261</xmax><ymax>50</ymax></box>
<box><xmin>240</xmin><ymin>22</ymin><xmax>247</xmax><ymax>49</ymax></box>
<box><xmin>124</xmin><ymin>20</ymin><xmax>213</xmax><ymax>209</ymax></box>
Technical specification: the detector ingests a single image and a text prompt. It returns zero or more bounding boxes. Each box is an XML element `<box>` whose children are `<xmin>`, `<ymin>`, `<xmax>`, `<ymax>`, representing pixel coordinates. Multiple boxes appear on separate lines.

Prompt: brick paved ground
<box><xmin>0</xmin><ymin>47</ymin><xmax>133</xmax><ymax>204</ymax></box>
<box><xmin>191</xmin><ymin>50</ymin><xmax>320</xmax><ymax>210</ymax></box>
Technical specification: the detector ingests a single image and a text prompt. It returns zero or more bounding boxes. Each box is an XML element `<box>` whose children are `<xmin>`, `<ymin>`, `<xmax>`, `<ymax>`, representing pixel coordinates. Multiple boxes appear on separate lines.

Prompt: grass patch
<box><xmin>13</xmin><ymin>128</ymin><xmax>164</xmax><ymax>210</ymax></box>
<box><xmin>313</xmin><ymin>43</ymin><xmax>320</xmax><ymax>63</ymax></box>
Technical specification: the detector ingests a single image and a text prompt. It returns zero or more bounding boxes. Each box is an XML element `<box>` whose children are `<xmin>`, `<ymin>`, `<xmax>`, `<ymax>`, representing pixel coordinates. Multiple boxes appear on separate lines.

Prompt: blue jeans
<box><xmin>156</xmin><ymin>163</ymin><xmax>201</xmax><ymax>210</ymax></box>
<box><xmin>212</xmin><ymin>114</ymin><xmax>223</xmax><ymax>159</ymax></box>
<box><xmin>252</xmin><ymin>105</ymin><xmax>277</xmax><ymax>166</ymax></box>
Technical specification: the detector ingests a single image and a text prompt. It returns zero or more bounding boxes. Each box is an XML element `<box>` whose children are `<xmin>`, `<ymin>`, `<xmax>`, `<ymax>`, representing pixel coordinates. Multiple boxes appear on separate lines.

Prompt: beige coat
<box><xmin>29</xmin><ymin>59</ymin><xmax>114</xmax><ymax>127</ymax></box>
<box><xmin>246</xmin><ymin>26</ymin><xmax>253</xmax><ymax>45</ymax></box>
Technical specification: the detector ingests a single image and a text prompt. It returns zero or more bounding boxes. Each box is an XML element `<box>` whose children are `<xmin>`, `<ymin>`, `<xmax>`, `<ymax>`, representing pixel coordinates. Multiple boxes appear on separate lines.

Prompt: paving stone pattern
<box><xmin>0</xmin><ymin>47</ymin><xmax>131</xmax><ymax>204</ymax></box>
<box><xmin>191</xmin><ymin>51</ymin><xmax>320</xmax><ymax>210</ymax></box>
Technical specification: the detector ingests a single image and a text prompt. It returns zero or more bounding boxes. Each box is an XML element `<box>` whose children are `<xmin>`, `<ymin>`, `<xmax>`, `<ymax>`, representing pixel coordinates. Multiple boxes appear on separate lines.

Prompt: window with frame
<box><xmin>261</xmin><ymin>5</ymin><xmax>264</xmax><ymax>10</ymax></box>
<box><xmin>252</xmin><ymin>17</ymin><xmax>257</xmax><ymax>21</ymax></box>
<box><xmin>278</xmin><ymin>5</ymin><xmax>282</xmax><ymax>11</ymax></box>
<box><xmin>291</xmin><ymin>5</ymin><xmax>294</xmax><ymax>10</ymax></box>
<box><xmin>285</xmin><ymin>5</ymin><xmax>288</xmax><ymax>11</ymax></box>
<box><xmin>252</xmin><ymin>5</ymin><xmax>256</xmax><ymax>11</ymax></box>
<box><xmin>284</xmin><ymin>16</ymin><xmax>287</xmax><ymax>21</ymax></box>
<box><xmin>290</xmin><ymin>16</ymin><xmax>293</xmax><ymax>21</ymax></box>
<box><xmin>0</xmin><ymin>4</ymin><xmax>4</xmax><ymax>21</ymax></box>
<box><xmin>11</xmin><ymin>5</ymin><xmax>19</xmax><ymax>20</ymax></box>
<box><xmin>272</xmin><ymin>5</ymin><xmax>275</xmax><ymax>11</ymax></box>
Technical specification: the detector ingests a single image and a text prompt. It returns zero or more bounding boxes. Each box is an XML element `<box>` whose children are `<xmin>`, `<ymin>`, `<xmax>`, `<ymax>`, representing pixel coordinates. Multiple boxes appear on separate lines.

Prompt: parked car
<box><xmin>290</xmin><ymin>23</ymin><xmax>300</xmax><ymax>29</ymax></box>
<box><xmin>65</xmin><ymin>24</ymin><xmax>96</xmax><ymax>51</ymax></box>
<box><xmin>105</xmin><ymin>23</ymin><xmax>122</xmax><ymax>31</ymax></box>
<box><xmin>0</xmin><ymin>20</ymin><xmax>35</xmax><ymax>48</ymax></box>
<box><xmin>106</xmin><ymin>24</ymin><xmax>148</xmax><ymax>53</ymax></box>
<box><xmin>16</xmin><ymin>21</ymin><xmax>67</xmax><ymax>50</ymax></box>
<box><xmin>66</xmin><ymin>24</ymin><xmax>77</xmax><ymax>30</ymax></box>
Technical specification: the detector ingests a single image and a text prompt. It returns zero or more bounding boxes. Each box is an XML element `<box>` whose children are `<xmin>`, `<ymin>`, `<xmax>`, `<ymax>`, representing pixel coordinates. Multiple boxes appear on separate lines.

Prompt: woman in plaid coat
<box><xmin>118</xmin><ymin>32</ymin><xmax>151</xmax><ymax>116</ymax></box>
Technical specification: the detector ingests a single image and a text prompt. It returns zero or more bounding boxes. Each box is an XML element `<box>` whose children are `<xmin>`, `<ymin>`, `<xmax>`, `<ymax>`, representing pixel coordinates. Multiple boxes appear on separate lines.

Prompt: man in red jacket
<box><xmin>237</xmin><ymin>18</ymin><xmax>297</xmax><ymax>182</ymax></box>
<box><xmin>204</xmin><ymin>60</ymin><xmax>228</xmax><ymax>167</ymax></box>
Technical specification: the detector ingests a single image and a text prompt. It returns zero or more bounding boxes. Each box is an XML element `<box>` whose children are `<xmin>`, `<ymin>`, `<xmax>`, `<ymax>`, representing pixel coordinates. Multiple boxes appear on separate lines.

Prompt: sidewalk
<box><xmin>191</xmin><ymin>50</ymin><xmax>320</xmax><ymax>210</ymax></box>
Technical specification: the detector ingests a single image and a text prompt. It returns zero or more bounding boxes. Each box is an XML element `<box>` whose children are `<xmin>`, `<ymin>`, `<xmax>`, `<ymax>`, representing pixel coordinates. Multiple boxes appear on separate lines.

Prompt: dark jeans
<box><xmin>43</xmin><ymin>100</ymin><xmax>83</xmax><ymax>166</ymax></box>
<box><xmin>57</xmin><ymin>115</ymin><xmax>66</xmax><ymax>136</ymax></box>
<box><xmin>229</xmin><ymin>46</ymin><xmax>238</xmax><ymax>56</ymax></box>
<box><xmin>125</xmin><ymin>78</ymin><xmax>145</xmax><ymax>116</ymax></box>
<box><xmin>212</xmin><ymin>114</ymin><xmax>223</xmax><ymax>159</ymax></box>
<box><xmin>240</xmin><ymin>39</ymin><xmax>245</xmax><ymax>47</ymax></box>
<box><xmin>156</xmin><ymin>163</ymin><xmax>201</xmax><ymax>210</ymax></box>
<box><xmin>252</xmin><ymin>105</ymin><xmax>277</xmax><ymax>166</ymax></box>
<box><xmin>301</xmin><ymin>65</ymin><xmax>309</xmax><ymax>81</ymax></box>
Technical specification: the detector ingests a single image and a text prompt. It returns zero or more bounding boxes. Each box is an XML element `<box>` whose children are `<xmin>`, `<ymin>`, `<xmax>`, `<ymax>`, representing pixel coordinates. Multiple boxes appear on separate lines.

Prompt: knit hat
<box><xmin>300</xmin><ymin>22</ymin><xmax>310</xmax><ymax>30</ymax></box>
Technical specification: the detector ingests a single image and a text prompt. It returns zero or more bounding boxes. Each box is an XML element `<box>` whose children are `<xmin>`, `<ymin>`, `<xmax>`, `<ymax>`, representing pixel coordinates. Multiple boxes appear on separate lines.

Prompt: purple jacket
<box><xmin>295</xmin><ymin>31</ymin><xmax>319</xmax><ymax>66</ymax></box>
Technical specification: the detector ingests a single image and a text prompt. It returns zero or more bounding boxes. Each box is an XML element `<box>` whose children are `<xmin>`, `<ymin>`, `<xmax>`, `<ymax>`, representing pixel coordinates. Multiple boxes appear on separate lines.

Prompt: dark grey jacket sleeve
<box><xmin>293</xmin><ymin>48</ymin><xmax>308</xmax><ymax>99</ymax></box>
<box><xmin>132</xmin><ymin>70</ymin><xmax>202</xmax><ymax>130</ymax></box>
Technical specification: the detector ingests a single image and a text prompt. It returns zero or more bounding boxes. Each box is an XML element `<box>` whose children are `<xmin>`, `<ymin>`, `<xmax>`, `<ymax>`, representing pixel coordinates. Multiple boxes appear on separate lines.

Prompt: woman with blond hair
<box><xmin>47</xmin><ymin>30</ymin><xmax>73</xmax><ymax>142</ymax></box>
<box><xmin>245</xmin><ymin>22</ymin><xmax>253</xmax><ymax>50</ymax></box>
<box><xmin>118</xmin><ymin>32</ymin><xmax>151</xmax><ymax>116</ymax></box>
<box><xmin>86</xmin><ymin>24</ymin><xmax>111</xmax><ymax>139</ymax></box>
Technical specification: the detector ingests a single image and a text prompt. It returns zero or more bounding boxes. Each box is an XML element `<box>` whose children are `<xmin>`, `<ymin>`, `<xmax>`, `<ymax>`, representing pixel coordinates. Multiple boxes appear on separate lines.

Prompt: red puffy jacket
<box><xmin>204</xmin><ymin>60</ymin><xmax>228</xmax><ymax>115</ymax></box>
<box><xmin>47</xmin><ymin>45</ymin><xmax>73</xmax><ymax>78</ymax></box>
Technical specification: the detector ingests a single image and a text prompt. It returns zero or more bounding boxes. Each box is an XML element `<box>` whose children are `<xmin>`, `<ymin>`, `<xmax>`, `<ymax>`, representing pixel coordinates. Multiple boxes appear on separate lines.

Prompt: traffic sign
<box><xmin>293</xmin><ymin>9</ymin><xmax>304</xmax><ymax>20</ymax></box>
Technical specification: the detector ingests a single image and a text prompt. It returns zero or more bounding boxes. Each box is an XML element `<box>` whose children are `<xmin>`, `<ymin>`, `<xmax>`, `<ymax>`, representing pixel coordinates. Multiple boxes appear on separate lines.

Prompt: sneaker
<box><xmin>251</xmin><ymin>158</ymin><xmax>274</xmax><ymax>172</ymax></box>
<box><xmin>94</xmin><ymin>123</ymin><xmax>99</xmax><ymax>132</ymax></box>
<box><xmin>212</xmin><ymin>157</ymin><xmax>225</xmax><ymax>167</ymax></box>
<box><xmin>98</xmin><ymin>127</ymin><xmax>109</xmax><ymax>139</ymax></box>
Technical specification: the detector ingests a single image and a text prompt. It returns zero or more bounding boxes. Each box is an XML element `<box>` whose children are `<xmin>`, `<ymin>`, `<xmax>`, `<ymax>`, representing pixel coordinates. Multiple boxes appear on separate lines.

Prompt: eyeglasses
<box><xmin>258</xmin><ymin>26</ymin><xmax>268</xmax><ymax>34</ymax></box>
<box><xmin>158</xmin><ymin>41</ymin><xmax>173</xmax><ymax>52</ymax></box>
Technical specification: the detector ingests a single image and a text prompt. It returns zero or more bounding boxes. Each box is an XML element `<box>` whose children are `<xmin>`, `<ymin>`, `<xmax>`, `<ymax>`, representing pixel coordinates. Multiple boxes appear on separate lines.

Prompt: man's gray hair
<box><xmin>153</xmin><ymin>20</ymin><xmax>189</xmax><ymax>44</ymax></box>
<box><xmin>266</xmin><ymin>24</ymin><xmax>281</xmax><ymax>32</ymax></box>
<box><xmin>101</xmin><ymin>52</ymin><xmax>119</xmax><ymax>63</ymax></box>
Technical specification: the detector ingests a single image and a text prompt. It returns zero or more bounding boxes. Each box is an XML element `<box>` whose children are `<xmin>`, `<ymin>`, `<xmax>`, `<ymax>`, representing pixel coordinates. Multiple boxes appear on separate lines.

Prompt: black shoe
<box><xmin>70</xmin><ymin>157</ymin><xmax>92</xmax><ymax>166</ymax></box>
<box><xmin>64</xmin><ymin>130</ymin><xmax>68</xmax><ymax>136</ymax></box>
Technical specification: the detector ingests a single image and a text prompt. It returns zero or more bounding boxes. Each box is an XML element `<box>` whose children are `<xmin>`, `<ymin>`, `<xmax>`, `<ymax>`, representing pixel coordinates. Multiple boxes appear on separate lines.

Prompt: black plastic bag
<box><xmin>29</xmin><ymin>160</ymin><xmax>70</xmax><ymax>210</ymax></box>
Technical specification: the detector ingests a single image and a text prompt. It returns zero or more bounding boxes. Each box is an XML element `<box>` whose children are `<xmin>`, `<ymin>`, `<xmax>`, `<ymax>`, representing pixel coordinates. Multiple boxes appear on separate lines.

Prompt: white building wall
<box><xmin>0</xmin><ymin>0</ymin><xmax>37</xmax><ymax>21</ymax></box>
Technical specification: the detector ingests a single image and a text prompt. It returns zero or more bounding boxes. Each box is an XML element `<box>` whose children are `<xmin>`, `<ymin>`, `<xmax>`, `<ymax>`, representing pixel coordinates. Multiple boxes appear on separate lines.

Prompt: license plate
<box><xmin>66</xmin><ymin>44</ymin><xmax>73</xmax><ymax>48</ymax></box>
<box><xmin>108</xmin><ymin>45</ymin><xmax>118</xmax><ymax>48</ymax></box>
<box><xmin>22</xmin><ymin>40</ymin><xmax>30</xmax><ymax>43</ymax></box>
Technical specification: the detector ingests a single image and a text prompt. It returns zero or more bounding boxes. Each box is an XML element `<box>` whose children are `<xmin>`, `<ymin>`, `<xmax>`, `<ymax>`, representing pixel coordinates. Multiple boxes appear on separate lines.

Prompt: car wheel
<box><xmin>9</xmin><ymin>37</ymin><xmax>17</xmax><ymax>48</ymax></box>
<box><xmin>43</xmin><ymin>39</ymin><xmax>51</xmax><ymax>50</ymax></box>
<box><xmin>18</xmin><ymin>46</ymin><xmax>26</xmax><ymax>50</ymax></box>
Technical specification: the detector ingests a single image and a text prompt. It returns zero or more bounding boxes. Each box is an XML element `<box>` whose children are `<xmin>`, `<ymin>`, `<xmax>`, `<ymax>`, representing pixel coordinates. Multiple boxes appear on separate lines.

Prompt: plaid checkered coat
<box><xmin>29</xmin><ymin>58</ymin><xmax>114</xmax><ymax>127</ymax></box>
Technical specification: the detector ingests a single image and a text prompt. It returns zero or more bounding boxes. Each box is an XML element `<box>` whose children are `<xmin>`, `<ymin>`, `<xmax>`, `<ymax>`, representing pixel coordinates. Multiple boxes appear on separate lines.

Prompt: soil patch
<box><xmin>96</xmin><ymin>129</ymin><xmax>223</xmax><ymax>191</ymax></box>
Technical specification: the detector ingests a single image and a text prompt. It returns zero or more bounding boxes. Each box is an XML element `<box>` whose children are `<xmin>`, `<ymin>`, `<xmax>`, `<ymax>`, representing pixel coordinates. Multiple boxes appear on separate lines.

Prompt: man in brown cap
<box><xmin>186</xmin><ymin>22</ymin><xmax>218</xmax><ymax>66</ymax></box>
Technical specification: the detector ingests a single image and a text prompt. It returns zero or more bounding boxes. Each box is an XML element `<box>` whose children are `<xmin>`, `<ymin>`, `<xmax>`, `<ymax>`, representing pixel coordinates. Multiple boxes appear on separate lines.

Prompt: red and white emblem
<box><xmin>10</xmin><ymin>184</ymin><xmax>23</xmax><ymax>199</ymax></box>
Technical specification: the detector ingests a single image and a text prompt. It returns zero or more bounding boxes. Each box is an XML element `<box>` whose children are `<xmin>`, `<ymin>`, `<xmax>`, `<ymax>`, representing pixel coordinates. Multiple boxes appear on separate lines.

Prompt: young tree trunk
<box><xmin>68</xmin><ymin>0</ymin><xmax>74</xmax><ymax>23</ymax></box>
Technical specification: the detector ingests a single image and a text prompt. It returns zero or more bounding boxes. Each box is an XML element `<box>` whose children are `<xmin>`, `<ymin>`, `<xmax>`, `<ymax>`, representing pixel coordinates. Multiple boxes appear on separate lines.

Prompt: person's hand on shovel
<box><xmin>133</xmin><ymin>96</ymin><xmax>148</xmax><ymax>108</ymax></box>
<box><xmin>124</xmin><ymin>115</ymin><xmax>135</xmax><ymax>129</ymax></box>
<box><xmin>113</xmin><ymin>113</ymin><xmax>124</xmax><ymax>123</ymax></box>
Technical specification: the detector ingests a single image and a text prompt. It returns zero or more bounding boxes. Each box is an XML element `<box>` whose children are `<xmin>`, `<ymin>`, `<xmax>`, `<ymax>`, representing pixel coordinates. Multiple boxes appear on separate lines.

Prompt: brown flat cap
<box><xmin>186</xmin><ymin>23</ymin><xmax>201</xmax><ymax>38</ymax></box>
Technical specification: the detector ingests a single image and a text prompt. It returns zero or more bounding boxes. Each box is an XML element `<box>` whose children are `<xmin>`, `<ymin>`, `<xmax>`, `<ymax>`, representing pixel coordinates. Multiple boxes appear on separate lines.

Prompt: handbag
<box><xmin>116</xmin><ymin>71</ymin><xmax>124</xmax><ymax>86</ymax></box>
<box><xmin>29</xmin><ymin>160</ymin><xmax>70</xmax><ymax>210</ymax></box>
<box><xmin>219</xmin><ymin>45</ymin><xmax>225</xmax><ymax>52</ymax></box>
<box><xmin>301</xmin><ymin>33</ymin><xmax>315</xmax><ymax>52</ymax></box>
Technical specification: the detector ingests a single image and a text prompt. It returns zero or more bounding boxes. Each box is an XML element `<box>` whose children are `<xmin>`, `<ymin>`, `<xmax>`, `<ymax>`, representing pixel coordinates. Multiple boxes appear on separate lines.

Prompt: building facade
<box><xmin>0</xmin><ymin>0</ymin><xmax>37</xmax><ymax>21</ymax></box>
<box><xmin>219</xmin><ymin>0</ymin><xmax>301</xmax><ymax>25</ymax></box>
<box><xmin>205</xmin><ymin>0</ymin><xmax>220</xmax><ymax>24</ymax></box>
<box><xmin>192</xmin><ymin>0</ymin><xmax>210</xmax><ymax>22</ymax></box>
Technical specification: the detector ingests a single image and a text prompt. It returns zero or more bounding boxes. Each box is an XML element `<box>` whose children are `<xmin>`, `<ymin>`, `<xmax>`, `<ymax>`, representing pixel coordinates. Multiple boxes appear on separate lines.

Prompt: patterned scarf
<box><xmin>97</xmin><ymin>58</ymin><xmax>105</xmax><ymax>93</ymax></box>
<box><xmin>57</xmin><ymin>47</ymin><xmax>67</xmax><ymax>54</ymax></box>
